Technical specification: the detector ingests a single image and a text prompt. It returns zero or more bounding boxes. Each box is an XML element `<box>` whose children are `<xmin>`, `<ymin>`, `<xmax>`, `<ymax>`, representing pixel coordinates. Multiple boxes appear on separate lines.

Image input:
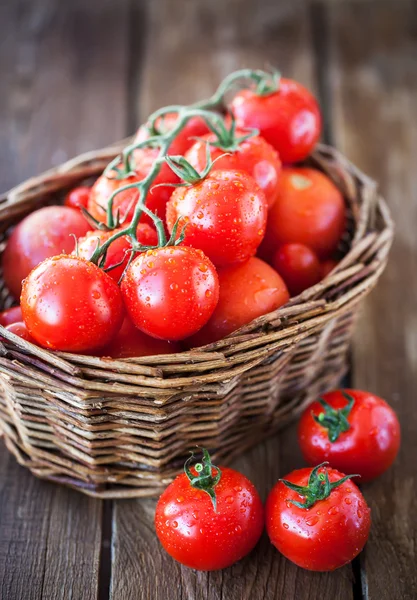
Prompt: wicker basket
<box><xmin>0</xmin><ymin>142</ymin><xmax>393</xmax><ymax>498</ymax></box>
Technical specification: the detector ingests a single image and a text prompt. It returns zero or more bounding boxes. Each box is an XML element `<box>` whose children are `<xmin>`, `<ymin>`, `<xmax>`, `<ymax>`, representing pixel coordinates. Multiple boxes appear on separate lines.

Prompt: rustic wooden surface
<box><xmin>0</xmin><ymin>0</ymin><xmax>415</xmax><ymax>598</ymax></box>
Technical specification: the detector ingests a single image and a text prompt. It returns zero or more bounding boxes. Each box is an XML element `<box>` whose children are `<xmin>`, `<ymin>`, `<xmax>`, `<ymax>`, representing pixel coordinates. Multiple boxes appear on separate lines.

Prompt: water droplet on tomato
<box><xmin>225</xmin><ymin>496</ymin><xmax>234</xmax><ymax>505</ymax></box>
<box><xmin>92</xmin><ymin>290</ymin><xmax>101</xmax><ymax>300</ymax></box>
<box><xmin>234</xmin><ymin>486</ymin><xmax>242</xmax><ymax>492</ymax></box>
<box><xmin>170</xmin><ymin>283</ymin><xmax>178</xmax><ymax>291</ymax></box>
<box><xmin>176</xmin><ymin>496</ymin><xmax>184</xmax><ymax>503</ymax></box>
<box><xmin>205</xmin><ymin>290</ymin><xmax>212</xmax><ymax>298</ymax></box>
<box><xmin>198</xmin><ymin>263</ymin><xmax>208</xmax><ymax>273</ymax></box>
<box><xmin>305</xmin><ymin>515</ymin><xmax>319</xmax><ymax>526</ymax></box>
<box><xmin>172</xmin><ymin>521</ymin><xmax>178</xmax><ymax>528</ymax></box>
<box><xmin>283</xmin><ymin>523</ymin><xmax>289</xmax><ymax>530</ymax></box>
<box><xmin>328</xmin><ymin>506</ymin><xmax>339</xmax><ymax>516</ymax></box>
<box><xmin>357</xmin><ymin>509</ymin><xmax>363</xmax><ymax>519</ymax></box>
<box><xmin>192</xmin><ymin>511</ymin><xmax>199</xmax><ymax>519</ymax></box>
<box><xmin>197</xmin><ymin>212</ymin><xmax>204</xmax><ymax>219</ymax></box>
<box><xmin>345</xmin><ymin>497</ymin><xmax>352</xmax><ymax>505</ymax></box>
<box><xmin>234</xmin><ymin>525</ymin><xmax>242</xmax><ymax>534</ymax></box>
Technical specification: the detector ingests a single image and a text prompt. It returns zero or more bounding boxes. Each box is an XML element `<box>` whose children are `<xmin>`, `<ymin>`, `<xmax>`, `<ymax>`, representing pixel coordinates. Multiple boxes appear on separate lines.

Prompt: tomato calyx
<box><xmin>253</xmin><ymin>68</ymin><xmax>281</xmax><ymax>97</ymax></box>
<box><xmin>184</xmin><ymin>447</ymin><xmax>221</xmax><ymax>512</ymax></box>
<box><xmin>164</xmin><ymin>144</ymin><xmax>230</xmax><ymax>186</ymax></box>
<box><xmin>313</xmin><ymin>391</ymin><xmax>355</xmax><ymax>442</ymax></box>
<box><xmin>206</xmin><ymin>114</ymin><xmax>258</xmax><ymax>152</ymax></box>
<box><xmin>280</xmin><ymin>462</ymin><xmax>358</xmax><ymax>510</ymax></box>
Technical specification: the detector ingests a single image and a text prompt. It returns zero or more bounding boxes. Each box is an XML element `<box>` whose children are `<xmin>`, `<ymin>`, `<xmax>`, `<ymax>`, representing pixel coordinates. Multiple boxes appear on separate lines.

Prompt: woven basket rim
<box><xmin>0</xmin><ymin>142</ymin><xmax>394</xmax><ymax>388</ymax></box>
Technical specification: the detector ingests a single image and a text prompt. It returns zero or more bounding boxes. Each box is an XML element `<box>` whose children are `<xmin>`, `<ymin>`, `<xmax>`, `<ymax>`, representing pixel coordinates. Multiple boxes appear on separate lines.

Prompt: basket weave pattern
<box><xmin>0</xmin><ymin>142</ymin><xmax>393</xmax><ymax>498</ymax></box>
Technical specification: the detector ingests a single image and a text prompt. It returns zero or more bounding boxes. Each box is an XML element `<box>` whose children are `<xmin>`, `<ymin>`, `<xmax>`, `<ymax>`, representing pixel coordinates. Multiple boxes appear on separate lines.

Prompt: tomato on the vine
<box><xmin>64</xmin><ymin>186</ymin><xmax>91</xmax><ymax>211</ymax></box>
<box><xmin>135</xmin><ymin>113</ymin><xmax>210</xmax><ymax>157</ymax></box>
<box><xmin>121</xmin><ymin>246</ymin><xmax>219</xmax><ymax>341</ymax></box>
<box><xmin>166</xmin><ymin>169</ymin><xmax>267</xmax><ymax>268</ymax></box>
<box><xmin>155</xmin><ymin>448</ymin><xmax>264</xmax><ymax>570</ymax></box>
<box><xmin>21</xmin><ymin>255</ymin><xmax>124</xmax><ymax>352</ymax></box>
<box><xmin>101</xmin><ymin>317</ymin><xmax>181</xmax><ymax>359</ymax></box>
<box><xmin>230</xmin><ymin>78</ymin><xmax>321</xmax><ymax>163</ymax></box>
<box><xmin>260</xmin><ymin>167</ymin><xmax>345</xmax><ymax>260</ymax></box>
<box><xmin>184</xmin><ymin>133</ymin><xmax>282</xmax><ymax>208</ymax></box>
<box><xmin>273</xmin><ymin>243</ymin><xmax>321</xmax><ymax>296</ymax></box>
<box><xmin>188</xmin><ymin>257</ymin><xmax>289</xmax><ymax>346</ymax></box>
<box><xmin>77</xmin><ymin>223</ymin><xmax>157</xmax><ymax>282</ymax></box>
<box><xmin>266</xmin><ymin>463</ymin><xmax>371</xmax><ymax>571</ymax></box>
<box><xmin>2</xmin><ymin>206</ymin><xmax>92</xmax><ymax>300</ymax></box>
<box><xmin>298</xmin><ymin>389</ymin><xmax>401</xmax><ymax>482</ymax></box>
<box><xmin>0</xmin><ymin>306</ymin><xmax>23</xmax><ymax>327</ymax></box>
<box><xmin>87</xmin><ymin>161</ymin><xmax>176</xmax><ymax>228</ymax></box>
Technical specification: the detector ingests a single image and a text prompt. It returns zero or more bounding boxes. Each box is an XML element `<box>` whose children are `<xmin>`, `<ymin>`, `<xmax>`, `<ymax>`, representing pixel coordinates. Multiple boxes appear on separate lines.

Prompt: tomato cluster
<box><xmin>1</xmin><ymin>69</ymin><xmax>343</xmax><ymax>356</ymax></box>
<box><xmin>0</xmin><ymin>69</ymin><xmax>401</xmax><ymax>575</ymax></box>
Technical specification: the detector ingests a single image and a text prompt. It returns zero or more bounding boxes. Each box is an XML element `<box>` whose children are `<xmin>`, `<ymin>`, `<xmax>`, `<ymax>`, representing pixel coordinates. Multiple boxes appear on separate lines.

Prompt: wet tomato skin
<box><xmin>121</xmin><ymin>246</ymin><xmax>219</xmax><ymax>341</ymax></box>
<box><xmin>21</xmin><ymin>255</ymin><xmax>124</xmax><ymax>352</ymax></box>
<box><xmin>76</xmin><ymin>224</ymin><xmax>157</xmax><ymax>283</ymax></box>
<box><xmin>64</xmin><ymin>186</ymin><xmax>91</xmax><ymax>210</ymax></box>
<box><xmin>184</xmin><ymin>133</ymin><xmax>282</xmax><ymax>208</ymax></box>
<box><xmin>2</xmin><ymin>206</ymin><xmax>92</xmax><ymax>300</ymax></box>
<box><xmin>188</xmin><ymin>257</ymin><xmax>289</xmax><ymax>346</ymax></box>
<box><xmin>261</xmin><ymin>167</ymin><xmax>346</xmax><ymax>260</ymax></box>
<box><xmin>298</xmin><ymin>389</ymin><xmax>401</xmax><ymax>482</ymax></box>
<box><xmin>155</xmin><ymin>467</ymin><xmax>264</xmax><ymax>571</ymax></box>
<box><xmin>230</xmin><ymin>79</ymin><xmax>321</xmax><ymax>164</ymax></box>
<box><xmin>266</xmin><ymin>466</ymin><xmax>371</xmax><ymax>571</ymax></box>
<box><xmin>0</xmin><ymin>306</ymin><xmax>23</xmax><ymax>327</ymax></box>
<box><xmin>166</xmin><ymin>169</ymin><xmax>268</xmax><ymax>268</ymax></box>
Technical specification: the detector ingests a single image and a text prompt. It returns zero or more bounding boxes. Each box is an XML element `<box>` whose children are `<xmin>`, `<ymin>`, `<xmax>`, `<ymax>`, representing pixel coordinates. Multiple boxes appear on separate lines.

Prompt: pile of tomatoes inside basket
<box><xmin>1</xmin><ymin>69</ymin><xmax>346</xmax><ymax>357</ymax></box>
<box><xmin>0</xmin><ymin>70</ymin><xmax>401</xmax><ymax>573</ymax></box>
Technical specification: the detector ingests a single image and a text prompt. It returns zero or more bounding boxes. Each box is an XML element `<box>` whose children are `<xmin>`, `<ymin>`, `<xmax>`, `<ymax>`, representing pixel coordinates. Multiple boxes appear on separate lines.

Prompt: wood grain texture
<box><xmin>328</xmin><ymin>1</ymin><xmax>417</xmax><ymax>598</ymax></box>
<box><xmin>111</xmin><ymin>1</ymin><xmax>353</xmax><ymax>598</ymax></box>
<box><xmin>0</xmin><ymin>0</ymin><xmax>131</xmax><ymax>598</ymax></box>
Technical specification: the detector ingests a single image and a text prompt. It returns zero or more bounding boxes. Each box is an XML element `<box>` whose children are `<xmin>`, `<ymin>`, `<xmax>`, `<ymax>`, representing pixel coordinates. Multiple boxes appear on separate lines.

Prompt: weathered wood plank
<box><xmin>0</xmin><ymin>1</ymin><xmax>131</xmax><ymax>598</ymax></box>
<box><xmin>111</xmin><ymin>2</ymin><xmax>354</xmax><ymax>599</ymax></box>
<box><xmin>328</xmin><ymin>1</ymin><xmax>417</xmax><ymax>598</ymax></box>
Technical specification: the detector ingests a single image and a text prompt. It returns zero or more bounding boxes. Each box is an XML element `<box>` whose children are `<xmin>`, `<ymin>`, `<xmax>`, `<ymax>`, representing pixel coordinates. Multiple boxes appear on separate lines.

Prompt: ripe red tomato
<box><xmin>101</xmin><ymin>316</ymin><xmax>181</xmax><ymax>358</ymax></box>
<box><xmin>135</xmin><ymin>113</ymin><xmax>210</xmax><ymax>157</ymax></box>
<box><xmin>0</xmin><ymin>306</ymin><xmax>23</xmax><ymax>327</ymax></box>
<box><xmin>184</xmin><ymin>133</ymin><xmax>282</xmax><ymax>208</ymax></box>
<box><xmin>121</xmin><ymin>246</ymin><xmax>219</xmax><ymax>341</ymax></box>
<box><xmin>266</xmin><ymin>463</ymin><xmax>371</xmax><ymax>571</ymax></box>
<box><xmin>21</xmin><ymin>255</ymin><xmax>124</xmax><ymax>352</ymax></box>
<box><xmin>273</xmin><ymin>243</ymin><xmax>321</xmax><ymax>296</ymax></box>
<box><xmin>64</xmin><ymin>186</ymin><xmax>91</xmax><ymax>210</ymax></box>
<box><xmin>166</xmin><ymin>170</ymin><xmax>267</xmax><ymax>268</ymax></box>
<box><xmin>76</xmin><ymin>223</ymin><xmax>157</xmax><ymax>282</ymax></box>
<box><xmin>155</xmin><ymin>448</ymin><xmax>264</xmax><ymax>570</ymax></box>
<box><xmin>4</xmin><ymin>321</ymin><xmax>34</xmax><ymax>343</ymax></box>
<box><xmin>298</xmin><ymin>389</ymin><xmax>401</xmax><ymax>482</ymax></box>
<box><xmin>261</xmin><ymin>167</ymin><xmax>345</xmax><ymax>260</ymax></box>
<box><xmin>188</xmin><ymin>257</ymin><xmax>289</xmax><ymax>346</ymax></box>
<box><xmin>230</xmin><ymin>78</ymin><xmax>322</xmax><ymax>163</ymax></box>
<box><xmin>320</xmin><ymin>258</ymin><xmax>338</xmax><ymax>278</ymax></box>
<box><xmin>2</xmin><ymin>206</ymin><xmax>92</xmax><ymax>300</ymax></box>
<box><xmin>87</xmin><ymin>161</ymin><xmax>176</xmax><ymax>228</ymax></box>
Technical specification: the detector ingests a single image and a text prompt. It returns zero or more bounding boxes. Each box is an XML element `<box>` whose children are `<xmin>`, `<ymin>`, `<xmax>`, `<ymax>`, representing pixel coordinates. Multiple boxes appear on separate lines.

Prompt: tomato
<box><xmin>87</xmin><ymin>161</ymin><xmax>176</xmax><ymax>228</ymax></box>
<box><xmin>266</xmin><ymin>463</ymin><xmax>371</xmax><ymax>571</ymax></box>
<box><xmin>135</xmin><ymin>113</ymin><xmax>210</xmax><ymax>157</ymax></box>
<box><xmin>273</xmin><ymin>243</ymin><xmax>321</xmax><ymax>296</ymax></box>
<box><xmin>2</xmin><ymin>206</ymin><xmax>92</xmax><ymax>300</ymax></box>
<box><xmin>261</xmin><ymin>168</ymin><xmax>345</xmax><ymax>260</ymax></box>
<box><xmin>166</xmin><ymin>170</ymin><xmax>267</xmax><ymax>268</ymax></box>
<box><xmin>76</xmin><ymin>223</ymin><xmax>157</xmax><ymax>283</ymax></box>
<box><xmin>21</xmin><ymin>255</ymin><xmax>124</xmax><ymax>352</ymax></box>
<box><xmin>155</xmin><ymin>448</ymin><xmax>264</xmax><ymax>570</ymax></box>
<box><xmin>101</xmin><ymin>316</ymin><xmax>181</xmax><ymax>358</ymax></box>
<box><xmin>0</xmin><ymin>306</ymin><xmax>23</xmax><ymax>327</ymax></box>
<box><xmin>188</xmin><ymin>257</ymin><xmax>289</xmax><ymax>346</ymax></box>
<box><xmin>184</xmin><ymin>133</ymin><xmax>281</xmax><ymax>208</ymax></box>
<box><xmin>298</xmin><ymin>389</ymin><xmax>401</xmax><ymax>482</ymax></box>
<box><xmin>4</xmin><ymin>321</ymin><xmax>34</xmax><ymax>343</ymax></box>
<box><xmin>121</xmin><ymin>246</ymin><xmax>219</xmax><ymax>341</ymax></box>
<box><xmin>64</xmin><ymin>186</ymin><xmax>91</xmax><ymax>210</ymax></box>
<box><xmin>230</xmin><ymin>78</ymin><xmax>321</xmax><ymax>163</ymax></box>
<box><xmin>320</xmin><ymin>258</ymin><xmax>338</xmax><ymax>278</ymax></box>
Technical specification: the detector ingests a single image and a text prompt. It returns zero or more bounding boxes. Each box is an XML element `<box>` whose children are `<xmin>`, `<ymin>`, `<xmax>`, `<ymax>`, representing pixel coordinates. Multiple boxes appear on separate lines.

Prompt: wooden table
<box><xmin>0</xmin><ymin>1</ymin><xmax>416</xmax><ymax>598</ymax></box>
